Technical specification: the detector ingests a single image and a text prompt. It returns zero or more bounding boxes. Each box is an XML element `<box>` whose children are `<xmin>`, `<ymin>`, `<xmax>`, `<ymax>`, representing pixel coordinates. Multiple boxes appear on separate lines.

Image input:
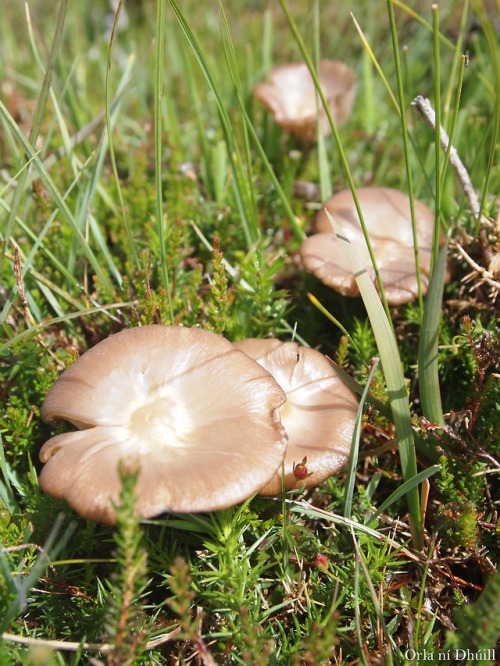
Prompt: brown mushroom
<box><xmin>300</xmin><ymin>187</ymin><xmax>436</xmax><ymax>305</ymax></box>
<box><xmin>39</xmin><ymin>325</ymin><xmax>287</xmax><ymax>523</ymax></box>
<box><xmin>233</xmin><ymin>338</ymin><xmax>358</xmax><ymax>495</ymax></box>
<box><xmin>253</xmin><ymin>59</ymin><xmax>356</xmax><ymax>142</ymax></box>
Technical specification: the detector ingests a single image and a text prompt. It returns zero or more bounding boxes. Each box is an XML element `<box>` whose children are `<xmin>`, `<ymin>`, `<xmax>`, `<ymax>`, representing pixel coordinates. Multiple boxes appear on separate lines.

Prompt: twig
<box><xmin>453</xmin><ymin>240</ymin><xmax>500</xmax><ymax>291</ymax></box>
<box><xmin>412</xmin><ymin>94</ymin><xmax>499</xmax><ymax>297</ymax></box>
<box><xmin>411</xmin><ymin>95</ymin><xmax>485</xmax><ymax>224</ymax></box>
<box><xmin>1</xmin><ymin>626</ymin><xmax>182</xmax><ymax>653</ymax></box>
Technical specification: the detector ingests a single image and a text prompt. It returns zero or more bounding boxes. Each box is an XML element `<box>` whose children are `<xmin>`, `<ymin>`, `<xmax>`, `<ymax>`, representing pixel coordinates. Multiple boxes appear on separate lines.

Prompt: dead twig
<box><xmin>411</xmin><ymin>95</ymin><xmax>486</xmax><ymax>225</ymax></box>
<box><xmin>412</xmin><ymin>94</ymin><xmax>499</xmax><ymax>298</ymax></box>
<box><xmin>1</xmin><ymin>626</ymin><xmax>182</xmax><ymax>654</ymax></box>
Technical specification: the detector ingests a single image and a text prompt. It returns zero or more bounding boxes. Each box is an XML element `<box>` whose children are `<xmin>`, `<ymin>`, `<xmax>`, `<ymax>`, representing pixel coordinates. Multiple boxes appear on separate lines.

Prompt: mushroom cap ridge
<box><xmin>40</xmin><ymin>325</ymin><xmax>287</xmax><ymax>523</ymax></box>
<box><xmin>300</xmin><ymin>187</ymin><xmax>435</xmax><ymax>305</ymax></box>
<box><xmin>234</xmin><ymin>338</ymin><xmax>358</xmax><ymax>495</ymax></box>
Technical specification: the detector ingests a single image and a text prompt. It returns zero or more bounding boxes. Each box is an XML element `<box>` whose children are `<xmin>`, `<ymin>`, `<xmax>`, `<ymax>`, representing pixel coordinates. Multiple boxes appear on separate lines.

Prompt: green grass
<box><xmin>1</xmin><ymin>1</ymin><xmax>499</xmax><ymax>664</ymax></box>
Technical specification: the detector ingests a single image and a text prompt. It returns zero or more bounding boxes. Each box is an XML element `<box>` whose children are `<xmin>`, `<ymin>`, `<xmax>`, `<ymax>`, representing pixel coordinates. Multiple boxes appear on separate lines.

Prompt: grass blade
<box><xmin>168</xmin><ymin>0</ymin><xmax>259</xmax><ymax>248</ymax></box>
<box><xmin>0</xmin><ymin>101</ymin><xmax>111</xmax><ymax>289</ymax></box>
<box><xmin>344</xmin><ymin>358</ymin><xmax>380</xmax><ymax>519</ymax></box>
<box><xmin>367</xmin><ymin>464</ymin><xmax>440</xmax><ymax>525</ymax></box>
<box><xmin>418</xmin><ymin>241</ymin><xmax>449</xmax><ymax>425</ymax></box>
<box><xmin>386</xmin><ymin>0</ymin><xmax>424</xmax><ymax>315</ymax></box>
<box><xmin>155</xmin><ymin>0</ymin><xmax>174</xmax><ymax>317</ymax></box>
<box><xmin>105</xmin><ymin>0</ymin><xmax>139</xmax><ymax>272</ymax></box>
<box><xmin>278</xmin><ymin>0</ymin><xmax>393</xmax><ymax>322</ymax></box>
<box><xmin>0</xmin><ymin>301</ymin><xmax>136</xmax><ymax>355</ymax></box>
<box><xmin>432</xmin><ymin>4</ymin><xmax>443</xmax><ymax>267</ymax></box>
<box><xmin>0</xmin><ymin>0</ymin><xmax>68</xmax><ymax>275</ymax></box>
<box><xmin>313</xmin><ymin>0</ymin><xmax>331</xmax><ymax>202</ymax></box>
<box><xmin>470</xmin><ymin>0</ymin><xmax>500</xmax><ymax>238</ymax></box>
<box><xmin>325</xmin><ymin>209</ymin><xmax>422</xmax><ymax>548</ymax></box>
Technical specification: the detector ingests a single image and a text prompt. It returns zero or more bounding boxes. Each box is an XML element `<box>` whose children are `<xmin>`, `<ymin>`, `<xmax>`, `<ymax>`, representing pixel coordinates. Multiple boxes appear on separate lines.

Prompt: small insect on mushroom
<box><xmin>234</xmin><ymin>338</ymin><xmax>359</xmax><ymax>495</ymax></box>
<box><xmin>292</xmin><ymin>456</ymin><xmax>310</xmax><ymax>481</ymax></box>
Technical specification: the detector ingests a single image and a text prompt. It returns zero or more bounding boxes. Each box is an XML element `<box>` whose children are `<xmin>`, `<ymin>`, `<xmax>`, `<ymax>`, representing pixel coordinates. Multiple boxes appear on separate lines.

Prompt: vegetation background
<box><xmin>0</xmin><ymin>0</ymin><xmax>498</xmax><ymax>664</ymax></box>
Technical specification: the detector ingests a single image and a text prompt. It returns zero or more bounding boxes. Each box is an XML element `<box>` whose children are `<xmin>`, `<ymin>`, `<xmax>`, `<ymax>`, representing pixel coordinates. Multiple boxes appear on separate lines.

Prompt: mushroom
<box><xmin>39</xmin><ymin>325</ymin><xmax>287</xmax><ymax>523</ymax></box>
<box><xmin>299</xmin><ymin>187</ymin><xmax>436</xmax><ymax>305</ymax></box>
<box><xmin>233</xmin><ymin>338</ymin><xmax>358</xmax><ymax>495</ymax></box>
<box><xmin>253</xmin><ymin>59</ymin><xmax>356</xmax><ymax>141</ymax></box>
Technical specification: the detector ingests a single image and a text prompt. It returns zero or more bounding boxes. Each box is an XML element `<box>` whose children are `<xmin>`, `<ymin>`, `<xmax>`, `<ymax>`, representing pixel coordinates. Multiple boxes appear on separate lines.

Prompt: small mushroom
<box><xmin>253</xmin><ymin>59</ymin><xmax>356</xmax><ymax>142</ymax></box>
<box><xmin>233</xmin><ymin>338</ymin><xmax>358</xmax><ymax>495</ymax></box>
<box><xmin>39</xmin><ymin>325</ymin><xmax>287</xmax><ymax>523</ymax></box>
<box><xmin>300</xmin><ymin>187</ymin><xmax>436</xmax><ymax>305</ymax></box>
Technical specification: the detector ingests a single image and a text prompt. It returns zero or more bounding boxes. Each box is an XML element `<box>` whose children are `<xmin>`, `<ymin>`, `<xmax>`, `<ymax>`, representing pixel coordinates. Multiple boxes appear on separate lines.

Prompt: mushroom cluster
<box><xmin>39</xmin><ymin>326</ymin><xmax>287</xmax><ymax>524</ymax></box>
<box><xmin>253</xmin><ymin>59</ymin><xmax>356</xmax><ymax>142</ymax></box>
<box><xmin>300</xmin><ymin>187</ymin><xmax>436</xmax><ymax>306</ymax></box>
<box><xmin>39</xmin><ymin>326</ymin><xmax>358</xmax><ymax>523</ymax></box>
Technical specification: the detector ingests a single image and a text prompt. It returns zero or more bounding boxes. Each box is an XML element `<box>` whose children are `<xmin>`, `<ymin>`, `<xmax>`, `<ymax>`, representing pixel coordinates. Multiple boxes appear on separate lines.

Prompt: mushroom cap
<box><xmin>233</xmin><ymin>338</ymin><xmax>358</xmax><ymax>495</ymax></box>
<box><xmin>253</xmin><ymin>59</ymin><xmax>356</xmax><ymax>141</ymax></box>
<box><xmin>299</xmin><ymin>187</ymin><xmax>435</xmax><ymax>305</ymax></box>
<box><xmin>40</xmin><ymin>325</ymin><xmax>287</xmax><ymax>523</ymax></box>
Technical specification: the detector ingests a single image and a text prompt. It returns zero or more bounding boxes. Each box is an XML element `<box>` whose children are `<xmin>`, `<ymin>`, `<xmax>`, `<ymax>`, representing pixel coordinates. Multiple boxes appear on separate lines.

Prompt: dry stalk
<box><xmin>412</xmin><ymin>94</ymin><xmax>500</xmax><ymax>297</ymax></box>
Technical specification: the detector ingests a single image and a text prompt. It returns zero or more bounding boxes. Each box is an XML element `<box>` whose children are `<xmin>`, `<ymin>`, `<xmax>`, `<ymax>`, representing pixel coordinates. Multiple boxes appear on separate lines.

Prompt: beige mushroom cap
<box><xmin>300</xmin><ymin>187</ymin><xmax>435</xmax><ymax>305</ymax></box>
<box><xmin>233</xmin><ymin>338</ymin><xmax>358</xmax><ymax>495</ymax></box>
<box><xmin>40</xmin><ymin>325</ymin><xmax>287</xmax><ymax>523</ymax></box>
<box><xmin>253</xmin><ymin>59</ymin><xmax>356</xmax><ymax>141</ymax></box>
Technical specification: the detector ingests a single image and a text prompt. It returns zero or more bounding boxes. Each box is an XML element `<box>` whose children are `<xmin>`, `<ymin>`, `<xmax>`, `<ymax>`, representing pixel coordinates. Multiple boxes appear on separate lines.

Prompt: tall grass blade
<box><xmin>325</xmin><ymin>210</ymin><xmax>422</xmax><ymax>548</ymax></box>
<box><xmin>470</xmin><ymin>0</ymin><xmax>500</xmax><ymax>238</ymax></box>
<box><xmin>235</xmin><ymin>104</ymin><xmax>305</xmax><ymax>241</ymax></box>
<box><xmin>217</xmin><ymin>0</ymin><xmax>259</xmax><ymax>231</ymax></box>
<box><xmin>442</xmin><ymin>0</ymin><xmax>469</xmax><ymax>121</ymax></box>
<box><xmin>279</xmin><ymin>0</ymin><xmax>392</xmax><ymax>322</ymax></box>
<box><xmin>418</xmin><ymin>241</ymin><xmax>448</xmax><ymax>425</ymax></box>
<box><xmin>367</xmin><ymin>464</ymin><xmax>440</xmax><ymax>525</ymax></box>
<box><xmin>105</xmin><ymin>0</ymin><xmax>139</xmax><ymax>271</ymax></box>
<box><xmin>0</xmin><ymin>101</ymin><xmax>111</xmax><ymax>289</ymax></box>
<box><xmin>392</xmin><ymin>0</ymin><xmax>456</xmax><ymax>50</ymax></box>
<box><xmin>386</xmin><ymin>0</ymin><xmax>424</xmax><ymax>315</ymax></box>
<box><xmin>168</xmin><ymin>0</ymin><xmax>259</xmax><ymax>247</ymax></box>
<box><xmin>307</xmin><ymin>292</ymin><xmax>363</xmax><ymax>361</ymax></box>
<box><xmin>344</xmin><ymin>358</ymin><xmax>379</xmax><ymax>519</ymax></box>
<box><xmin>432</xmin><ymin>4</ymin><xmax>442</xmax><ymax>267</ymax></box>
<box><xmin>350</xmin><ymin>13</ymin><xmax>399</xmax><ymax>114</ymax></box>
<box><xmin>155</xmin><ymin>0</ymin><xmax>174</xmax><ymax>318</ymax></box>
<box><xmin>351</xmin><ymin>527</ymin><xmax>397</xmax><ymax>663</ymax></box>
<box><xmin>0</xmin><ymin>301</ymin><xmax>136</xmax><ymax>354</ymax></box>
<box><xmin>440</xmin><ymin>55</ymin><xmax>467</xmax><ymax>199</ymax></box>
<box><xmin>313</xmin><ymin>0</ymin><xmax>331</xmax><ymax>202</ymax></box>
<box><xmin>0</xmin><ymin>0</ymin><xmax>68</xmax><ymax>275</ymax></box>
<box><xmin>288</xmin><ymin>499</ymin><xmax>415</xmax><ymax>553</ymax></box>
<box><xmin>350</xmin><ymin>11</ymin><xmax>434</xmax><ymax>198</ymax></box>
<box><xmin>179</xmin><ymin>34</ymin><xmax>215</xmax><ymax>199</ymax></box>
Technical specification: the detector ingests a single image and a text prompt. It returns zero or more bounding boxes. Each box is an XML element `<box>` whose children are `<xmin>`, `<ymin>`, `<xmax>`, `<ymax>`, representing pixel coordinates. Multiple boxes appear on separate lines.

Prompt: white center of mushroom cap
<box><xmin>284</xmin><ymin>96</ymin><xmax>316</xmax><ymax>119</ymax></box>
<box><xmin>128</xmin><ymin>387</ymin><xmax>193</xmax><ymax>453</ymax></box>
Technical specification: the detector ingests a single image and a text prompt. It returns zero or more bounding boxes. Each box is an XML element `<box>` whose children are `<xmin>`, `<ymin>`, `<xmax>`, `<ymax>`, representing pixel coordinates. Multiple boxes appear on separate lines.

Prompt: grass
<box><xmin>0</xmin><ymin>0</ymin><xmax>499</xmax><ymax>663</ymax></box>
